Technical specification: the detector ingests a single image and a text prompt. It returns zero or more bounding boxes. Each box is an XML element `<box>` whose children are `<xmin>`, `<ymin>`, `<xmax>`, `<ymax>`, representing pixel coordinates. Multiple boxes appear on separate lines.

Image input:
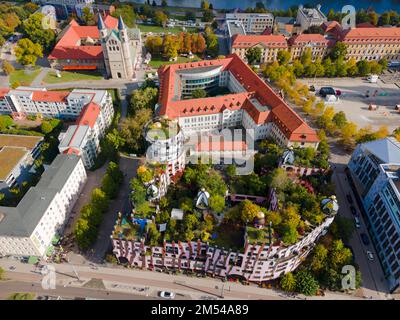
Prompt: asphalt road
<box><xmin>332</xmin><ymin>164</ymin><xmax>391</xmax><ymax>299</ymax></box>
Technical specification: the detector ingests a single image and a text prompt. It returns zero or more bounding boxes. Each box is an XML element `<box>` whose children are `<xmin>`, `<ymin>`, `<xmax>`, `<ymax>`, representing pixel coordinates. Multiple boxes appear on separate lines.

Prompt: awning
<box><xmin>62</xmin><ymin>66</ymin><xmax>97</xmax><ymax>70</ymax></box>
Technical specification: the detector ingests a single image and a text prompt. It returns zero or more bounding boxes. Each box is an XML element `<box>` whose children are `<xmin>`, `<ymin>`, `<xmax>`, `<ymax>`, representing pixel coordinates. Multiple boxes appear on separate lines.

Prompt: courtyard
<box><xmin>299</xmin><ymin>77</ymin><xmax>400</xmax><ymax>132</ymax></box>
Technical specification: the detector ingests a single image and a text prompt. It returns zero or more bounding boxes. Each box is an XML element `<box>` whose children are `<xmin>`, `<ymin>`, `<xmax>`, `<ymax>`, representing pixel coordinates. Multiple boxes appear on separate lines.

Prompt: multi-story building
<box><xmin>348</xmin><ymin>137</ymin><xmax>400</xmax><ymax>293</ymax></box>
<box><xmin>295</xmin><ymin>4</ymin><xmax>327</xmax><ymax>33</ymax></box>
<box><xmin>58</xmin><ymin>97</ymin><xmax>113</xmax><ymax>168</ymax></box>
<box><xmin>273</xmin><ymin>17</ymin><xmax>296</xmax><ymax>38</ymax></box>
<box><xmin>0</xmin><ymin>154</ymin><xmax>87</xmax><ymax>257</ymax></box>
<box><xmin>225</xmin><ymin>13</ymin><xmax>274</xmax><ymax>34</ymax></box>
<box><xmin>230</xmin><ymin>34</ymin><xmax>288</xmax><ymax>63</ymax></box>
<box><xmin>339</xmin><ymin>27</ymin><xmax>400</xmax><ymax>62</ymax></box>
<box><xmin>111</xmin><ymin>197</ymin><xmax>337</xmax><ymax>282</ymax></box>
<box><xmin>0</xmin><ymin>87</ymin><xmax>113</xmax><ymax>120</ymax></box>
<box><xmin>157</xmin><ymin>54</ymin><xmax>319</xmax><ymax>149</ymax></box>
<box><xmin>48</xmin><ymin>14</ymin><xmax>141</xmax><ymax>79</ymax></box>
<box><xmin>288</xmin><ymin>33</ymin><xmax>329</xmax><ymax>61</ymax></box>
<box><xmin>0</xmin><ymin>135</ymin><xmax>43</xmax><ymax>192</ymax></box>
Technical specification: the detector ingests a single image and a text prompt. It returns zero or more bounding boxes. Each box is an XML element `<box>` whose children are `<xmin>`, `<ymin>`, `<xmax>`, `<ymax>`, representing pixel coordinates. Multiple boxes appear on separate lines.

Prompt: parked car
<box><xmin>354</xmin><ymin>216</ymin><xmax>361</xmax><ymax>228</ymax></box>
<box><xmin>366</xmin><ymin>251</ymin><xmax>374</xmax><ymax>261</ymax></box>
<box><xmin>346</xmin><ymin>194</ymin><xmax>353</xmax><ymax>204</ymax></box>
<box><xmin>159</xmin><ymin>291</ymin><xmax>175</xmax><ymax>299</ymax></box>
<box><xmin>335</xmin><ymin>89</ymin><xmax>342</xmax><ymax>96</ymax></box>
<box><xmin>350</xmin><ymin>206</ymin><xmax>357</xmax><ymax>216</ymax></box>
<box><xmin>319</xmin><ymin>87</ymin><xmax>336</xmax><ymax>97</ymax></box>
<box><xmin>361</xmin><ymin>233</ymin><xmax>370</xmax><ymax>246</ymax></box>
<box><xmin>367</xmin><ymin>74</ymin><xmax>379</xmax><ymax>83</ymax></box>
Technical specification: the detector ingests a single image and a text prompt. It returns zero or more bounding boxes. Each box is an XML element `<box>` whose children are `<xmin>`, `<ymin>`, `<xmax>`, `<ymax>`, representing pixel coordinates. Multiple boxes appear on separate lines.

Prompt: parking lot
<box><xmin>300</xmin><ymin>77</ymin><xmax>400</xmax><ymax>132</ymax></box>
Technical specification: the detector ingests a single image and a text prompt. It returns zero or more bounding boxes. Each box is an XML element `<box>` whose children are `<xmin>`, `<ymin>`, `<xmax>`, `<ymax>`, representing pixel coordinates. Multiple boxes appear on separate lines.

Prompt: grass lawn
<box><xmin>149</xmin><ymin>54</ymin><xmax>201</xmax><ymax>68</ymax></box>
<box><xmin>9</xmin><ymin>67</ymin><xmax>41</xmax><ymax>86</ymax></box>
<box><xmin>43</xmin><ymin>70</ymin><xmax>104</xmax><ymax>84</ymax></box>
<box><xmin>138</xmin><ymin>23</ymin><xmax>198</xmax><ymax>34</ymax></box>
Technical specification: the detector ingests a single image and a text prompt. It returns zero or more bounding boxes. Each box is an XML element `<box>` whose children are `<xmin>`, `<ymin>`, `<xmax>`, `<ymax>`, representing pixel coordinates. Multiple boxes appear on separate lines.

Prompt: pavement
<box><xmin>299</xmin><ymin>77</ymin><xmax>400</xmax><ymax>132</ymax></box>
<box><xmin>0</xmin><ymin>258</ymin><xmax>363</xmax><ymax>300</ymax></box>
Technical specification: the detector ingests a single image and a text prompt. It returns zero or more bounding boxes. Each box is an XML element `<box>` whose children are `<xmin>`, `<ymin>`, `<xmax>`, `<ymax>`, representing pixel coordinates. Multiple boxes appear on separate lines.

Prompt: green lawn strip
<box><xmin>43</xmin><ymin>71</ymin><xmax>103</xmax><ymax>84</ymax></box>
<box><xmin>9</xmin><ymin>67</ymin><xmax>41</xmax><ymax>86</ymax></box>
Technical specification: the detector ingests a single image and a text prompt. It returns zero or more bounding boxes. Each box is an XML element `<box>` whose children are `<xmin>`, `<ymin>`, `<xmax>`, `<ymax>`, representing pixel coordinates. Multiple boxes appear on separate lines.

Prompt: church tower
<box><xmin>118</xmin><ymin>16</ymin><xmax>134</xmax><ymax>79</ymax></box>
<box><xmin>98</xmin><ymin>14</ymin><xmax>111</xmax><ymax>78</ymax></box>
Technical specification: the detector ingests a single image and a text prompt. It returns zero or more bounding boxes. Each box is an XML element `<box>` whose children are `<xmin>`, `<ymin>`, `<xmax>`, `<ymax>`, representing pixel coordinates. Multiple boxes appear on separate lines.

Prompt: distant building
<box><xmin>0</xmin><ymin>135</ymin><xmax>43</xmax><ymax>192</ymax></box>
<box><xmin>0</xmin><ymin>154</ymin><xmax>87</xmax><ymax>257</ymax></box>
<box><xmin>288</xmin><ymin>33</ymin><xmax>329</xmax><ymax>61</ymax></box>
<box><xmin>230</xmin><ymin>34</ymin><xmax>288</xmax><ymax>63</ymax></box>
<box><xmin>348</xmin><ymin>137</ymin><xmax>400</xmax><ymax>293</ymax></box>
<box><xmin>273</xmin><ymin>17</ymin><xmax>296</xmax><ymax>37</ymax></box>
<box><xmin>226</xmin><ymin>20</ymin><xmax>246</xmax><ymax>49</ymax></box>
<box><xmin>48</xmin><ymin>14</ymin><xmax>141</xmax><ymax>79</ymax></box>
<box><xmin>296</xmin><ymin>4</ymin><xmax>327</xmax><ymax>33</ymax></box>
<box><xmin>225</xmin><ymin>12</ymin><xmax>274</xmax><ymax>34</ymax></box>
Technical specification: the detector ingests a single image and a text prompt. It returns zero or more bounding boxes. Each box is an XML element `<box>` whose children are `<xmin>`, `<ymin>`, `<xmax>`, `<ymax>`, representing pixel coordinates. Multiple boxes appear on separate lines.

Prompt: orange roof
<box><xmin>0</xmin><ymin>88</ymin><xmax>10</xmax><ymax>99</ymax></box>
<box><xmin>76</xmin><ymin>102</ymin><xmax>100</xmax><ymax>128</ymax></box>
<box><xmin>49</xmin><ymin>15</ymin><xmax>118</xmax><ymax>60</ymax></box>
<box><xmin>157</xmin><ymin>53</ymin><xmax>319</xmax><ymax>145</ymax></box>
<box><xmin>31</xmin><ymin>90</ymin><xmax>70</xmax><ymax>103</ymax></box>
<box><xmin>231</xmin><ymin>34</ymin><xmax>288</xmax><ymax>48</ymax></box>
<box><xmin>341</xmin><ymin>27</ymin><xmax>400</xmax><ymax>42</ymax></box>
<box><xmin>288</xmin><ymin>34</ymin><xmax>328</xmax><ymax>46</ymax></box>
<box><xmin>196</xmin><ymin>140</ymin><xmax>247</xmax><ymax>152</ymax></box>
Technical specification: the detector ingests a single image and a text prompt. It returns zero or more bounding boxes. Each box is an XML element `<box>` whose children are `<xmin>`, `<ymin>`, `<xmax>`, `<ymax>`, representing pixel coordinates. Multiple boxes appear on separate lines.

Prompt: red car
<box><xmin>336</xmin><ymin>90</ymin><xmax>342</xmax><ymax>96</ymax></box>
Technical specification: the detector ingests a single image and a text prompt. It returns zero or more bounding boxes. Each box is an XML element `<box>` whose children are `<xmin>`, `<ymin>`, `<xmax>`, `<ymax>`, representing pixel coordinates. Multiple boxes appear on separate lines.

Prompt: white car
<box><xmin>367</xmin><ymin>74</ymin><xmax>379</xmax><ymax>83</ymax></box>
<box><xmin>159</xmin><ymin>291</ymin><xmax>175</xmax><ymax>299</ymax></box>
<box><xmin>354</xmin><ymin>216</ymin><xmax>361</xmax><ymax>229</ymax></box>
<box><xmin>366</xmin><ymin>251</ymin><xmax>374</xmax><ymax>261</ymax></box>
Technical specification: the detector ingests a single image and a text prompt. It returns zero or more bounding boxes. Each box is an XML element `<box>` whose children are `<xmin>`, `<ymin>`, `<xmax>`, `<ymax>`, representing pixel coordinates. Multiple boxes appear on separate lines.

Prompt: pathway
<box><xmin>30</xmin><ymin>67</ymin><xmax>50</xmax><ymax>86</ymax></box>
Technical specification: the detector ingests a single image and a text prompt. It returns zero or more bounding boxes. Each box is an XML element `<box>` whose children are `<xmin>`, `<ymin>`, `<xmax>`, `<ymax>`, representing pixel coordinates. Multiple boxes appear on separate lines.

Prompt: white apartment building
<box><xmin>225</xmin><ymin>12</ymin><xmax>274</xmax><ymax>34</ymax></box>
<box><xmin>58</xmin><ymin>99</ymin><xmax>114</xmax><ymax>168</ymax></box>
<box><xmin>0</xmin><ymin>87</ymin><xmax>113</xmax><ymax>121</ymax></box>
<box><xmin>296</xmin><ymin>4</ymin><xmax>327</xmax><ymax>32</ymax></box>
<box><xmin>0</xmin><ymin>154</ymin><xmax>87</xmax><ymax>257</ymax></box>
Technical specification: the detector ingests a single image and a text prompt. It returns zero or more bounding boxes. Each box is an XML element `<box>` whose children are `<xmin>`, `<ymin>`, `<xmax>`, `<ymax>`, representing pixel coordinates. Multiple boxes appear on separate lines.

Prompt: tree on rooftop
<box><xmin>240</xmin><ymin>200</ymin><xmax>260</xmax><ymax>224</ymax></box>
<box><xmin>269</xmin><ymin>168</ymin><xmax>290</xmax><ymax>192</ymax></box>
<box><xmin>191</xmin><ymin>88</ymin><xmax>207</xmax><ymax>99</ymax></box>
<box><xmin>280</xmin><ymin>272</ymin><xmax>296</xmax><ymax>292</ymax></box>
<box><xmin>14</xmin><ymin>38</ymin><xmax>43</xmax><ymax>66</ymax></box>
<box><xmin>309</xmin><ymin>243</ymin><xmax>328</xmax><ymax>274</ymax></box>
<box><xmin>209</xmin><ymin>194</ymin><xmax>225</xmax><ymax>214</ymax></box>
<box><xmin>245</xmin><ymin>47</ymin><xmax>262</xmax><ymax>65</ymax></box>
<box><xmin>328</xmin><ymin>239</ymin><xmax>353</xmax><ymax>270</ymax></box>
<box><xmin>295</xmin><ymin>270</ymin><xmax>319</xmax><ymax>296</ymax></box>
<box><xmin>147</xmin><ymin>222</ymin><xmax>161</xmax><ymax>246</ymax></box>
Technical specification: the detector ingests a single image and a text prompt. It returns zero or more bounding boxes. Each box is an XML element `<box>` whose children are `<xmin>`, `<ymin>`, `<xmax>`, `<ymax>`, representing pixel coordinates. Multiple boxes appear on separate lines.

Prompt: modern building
<box><xmin>0</xmin><ymin>135</ymin><xmax>43</xmax><ymax>192</ymax></box>
<box><xmin>225</xmin><ymin>12</ymin><xmax>274</xmax><ymax>34</ymax></box>
<box><xmin>226</xmin><ymin>20</ymin><xmax>246</xmax><ymax>49</ymax></box>
<box><xmin>348</xmin><ymin>137</ymin><xmax>400</xmax><ymax>293</ymax></box>
<box><xmin>230</xmin><ymin>34</ymin><xmax>288</xmax><ymax>63</ymax></box>
<box><xmin>48</xmin><ymin>14</ymin><xmax>141</xmax><ymax>79</ymax></box>
<box><xmin>0</xmin><ymin>87</ymin><xmax>113</xmax><ymax>120</ymax></box>
<box><xmin>156</xmin><ymin>54</ymin><xmax>319</xmax><ymax>148</ymax></box>
<box><xmin>288</xmin><ymin>33</ymin><xmax>329</xmax><ymax>61</ymax></box>
<box><xmin>295</xmin><ymin>4</ymin><xmax>327</xmax><ymax>33</ymax></box>
<box><xmin>339</xmin><ymin>27</ymin><xmax>400</xmax><ymax>62</ymax></box>
<box><xmin>0</xmin><ymin>154</ymin><xmax>87</xmax><ymax>257</ymax></box>
<box><xmin>58</xmin><ymin>96</ymin><xmax>114</xmax><ymax>168</ymax></box>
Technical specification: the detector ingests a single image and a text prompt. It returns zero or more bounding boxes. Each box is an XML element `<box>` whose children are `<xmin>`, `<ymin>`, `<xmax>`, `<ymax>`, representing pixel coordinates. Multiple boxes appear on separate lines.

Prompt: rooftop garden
<box><xmin>146</xmin><ymin>118</ymin><xmax>179</xmax><ymax>140</ymax></box>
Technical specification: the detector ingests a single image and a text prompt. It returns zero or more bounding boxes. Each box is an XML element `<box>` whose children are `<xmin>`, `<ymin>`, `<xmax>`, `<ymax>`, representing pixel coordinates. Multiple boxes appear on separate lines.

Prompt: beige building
<box><xmin>288</xmin><ymin>34</ymin><xmax>329</xmax><ymax>61</ymax></box>
<box><xmin>296</xmin><ymin>4</ymin><xmax>327</xmax><ymax>33</ymax></box>
<box><xmin>340</xmin><ymin>27</ymin><xmax>400</xmax><ymax>62</ymax></box>
<box><xmin>230</xmin><ymin>34</ymin><xmax>288</xmax><ymax>63</ymax></box>
<box><xmin>225</xmin><ymin>12</ymin><xmax>274</xmax><ymax>34</ymax></box>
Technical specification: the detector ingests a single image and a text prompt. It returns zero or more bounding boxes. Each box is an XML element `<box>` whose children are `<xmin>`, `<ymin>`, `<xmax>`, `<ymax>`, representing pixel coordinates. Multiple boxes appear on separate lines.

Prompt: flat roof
<box><xmin>227</xmin><ymin>20</ymin><xmax>246</xmax><ymax>36</ymax></box>
<box><xmin>0</xmin><ymin>147</ymin><xmax>29</xmax><ymax>181</ymax></box>
<box><xmin>0</xmin><ymin>134</ymin><xmax>43</xmax><ymax>181</ymax></box>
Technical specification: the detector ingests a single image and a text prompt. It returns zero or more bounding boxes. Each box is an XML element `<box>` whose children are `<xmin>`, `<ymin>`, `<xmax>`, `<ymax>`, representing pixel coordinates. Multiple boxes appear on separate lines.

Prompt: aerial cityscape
<box><xmin>0</xmin><ymin>0</ymin><xmax>400</xmax><ymax>307</ymax></box>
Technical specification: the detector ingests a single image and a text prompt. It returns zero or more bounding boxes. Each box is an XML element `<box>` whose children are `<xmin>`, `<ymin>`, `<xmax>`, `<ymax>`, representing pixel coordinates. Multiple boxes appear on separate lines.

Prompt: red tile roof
<box><xmin>288</xmin><ymin>34</ymin><xmax>328</xmax><ymax>46</ymax></box>
<box><xmin>157</xmin><ymin>54</ymin><xmax>319</xmax><ymax>145</ymax></box>
<box><xmin>196</xmin><ymin>139</ymin><xmax>247</xmax><ymax>152</ymax></box>
<box><xmin>31</xmin><ymin>90</ymin><xmax>70</xmax><ymax>102</ymax></box>
<box><xmin>0</xmin><ymin>88</ymin><xmax>10</xmax><ymax>99</ymax></box>
<box><xmin>231</xmin><ymin>34</ymin><xmax>288</xmax><ymax>48</ymax></box>
<box><xmin>49</xmin><ymin>15</ymin><xmax>118</xmax><ymax>60</ymax></box>
<box><xmin>340</xmin><ymin>27</ymin><xmax>400</xmax><ymax>42</ymax></box>
<box><xmin>76</xmin><ymin>102</ymin><xmax>100</xmax><ymax>128</ymax></box>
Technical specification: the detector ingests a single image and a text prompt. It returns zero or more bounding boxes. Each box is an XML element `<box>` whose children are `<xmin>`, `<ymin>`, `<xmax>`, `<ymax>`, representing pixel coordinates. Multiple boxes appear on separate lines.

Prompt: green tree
<box><xmin>130</xmin><ymin>87</ymin><xmax>158</xmax><ymax>112</ymax></box>
<box><xmin>163</xmin><ymin>34</ymin><xmax>179</xmax><ymax>59</ymax></box>
<box><xmin>2</xmin><ymin>60</ymin><xmax>14</xmax><ymax>75</ymax></box>
<box><xmin>153</xmin><ymin>10</ymin><xmax>168</xmax><ymax>27</ymax></box>
<box><xmin>112</xmin><ymin>5</ymin><xmax>137</xmax><ymax>28</ymax></box>
<box><xmin>201</xmin><ymin>0</ymin><xmax>210</xmax><ymax>9</ymax></box>
<box><xmin>40</xmin><ymin>121</ymin><xmax>53</xmax><ymax>134</ymax></box>
<box><xmin>0</xmin><ymin>115</ymin><xmax>13</xmax><ymax>131</ymax></box>
<box><xmin>14</xmin><ymin>38</ymin><xmax>43</xmax><ymax>66</ymax></box>
<box><xmin>309</xmin><ymin>244</ymin><xmax>328</xmax><ymax>273</ymax></box>
<box><xmin>22</xmin><ymin>12</ymin><xmax>55</xmax><ymax>52</ymax></box>
<box><xmin>240</xmin><ymin>200</ymin><xmax>260</xmax><ymax>224</ymax></box>
<box><xmin>323</xmin><ymin>57</ymin><xmax>336</xmax><ymax>77</ymax></box>
<box><xmin>130</xmin><ymin>178</ymin><xmax>147</xmax><ymax>206</ymax></box>
<box><xmin>209</xmin><ymin>195</ymin><xmax>225</xmax><ymax>213</ymax></box>
<box><xmin>0</xmin><ymin>266</ymin><xmax>4</xmax><ymax>280</ymax></box>
<box><xmin>202</xmin><ymin>10</ymin><xmax>214</xmax><ymax>22</ymax></box>
<box><xmin>295</xmin><ymin>270</ymin><xmax>319</xmax><ymax>296</ymax></box>
<box><xmin>356</xmin><ymin>60</ymin><xmax>371</xmax><ymax>76</ymax></box>
<box><xmin>293</xmin><ymin>59</ymin><xmax>304</xmax><ymax>77</ymax></box>
<box><xmin>245</xmin><ymin>47</ymin><xmax>262</xmax><ymax>65</ymax></box>
<box><xmin>7</xmin><ymin>292</ymin><xmax>35</xmax><ymax>300</ymax></box>
<box><xmin>270</xmin><ymin>168</ymin><xmax>290</xmax><ymax>192</ymax></box>
<box><xmin>330</xmin><ymin>42</ymin><xmax>347</xmax><ymax>61</ymax></box>
<box><xmin>328</xmin><ymin>239</ymin><xmax>353</xmax><ymax>269</ymax></box>
<box><xmin>332</xmin><ymin>111</ymin><xmax>347</xmax><ymax>129</ymax></box>
<box><xmin>91</xmin><ymin>188</ymin><xmax>109</xmax><ymax>213</ymax></box>
<box><xmin>147</xmin><ymin>222</ymin><xmax>161</xmax><ymax>246</ymax></box>
<box><xmin>81</xmin><ymin>7</ymin><xmax>95</xmax><ymax>25</ymax></box>
<box><xmin>191</xmin><ymin>88</ymin><xmax>207</xmax><ymax>99</ymax></box>
<box><xmin>277</xmin><ymin>50</ymin><xmax>291</xmax><ymax>65</ymax></box>
<box><xmin>280</xmin><ymin>272</ymin><xmax>296</xmax><ymax>292</ymax></box>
